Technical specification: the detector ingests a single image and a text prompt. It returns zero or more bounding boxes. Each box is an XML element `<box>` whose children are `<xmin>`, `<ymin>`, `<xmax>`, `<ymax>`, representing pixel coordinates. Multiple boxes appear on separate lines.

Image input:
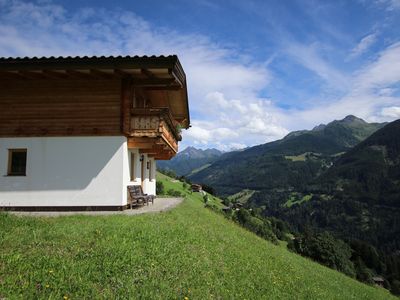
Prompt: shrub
<box><xmin>391</xmin><ymin>280</ymin><xmax>400</xmax><ymax>295</ymax></box>
<box><xmin>166</xmin><ymin>189</ymin><xmax>183</xmax><ymax>197</ymax></box>
<box><xmin>354</xmin><ymin>257</ymin><xmax>374</xmax><ymax>284</ymax></box>
<box><xmin>156</xmin><ymin>181</ymin><xmax>165</xmax><ymax>195</ymax></box>
<box><xmin>201</xmin><ymin>184</ymin><xmax>215</xmax><ymax>195</ymax></box>
<box><xmin>178</xmin><ymin>176</ymin><xmax>191</xmax><ymax>184</ymax></box>
<box><xmin>235</xmin><ymin>209</ymin><xmax>279</xmax><ymax>244</ymax></box>
<box><xmin>289</xmin><ymin>231</ymin><xmax>356</xmax><ymax>278</ymax></box>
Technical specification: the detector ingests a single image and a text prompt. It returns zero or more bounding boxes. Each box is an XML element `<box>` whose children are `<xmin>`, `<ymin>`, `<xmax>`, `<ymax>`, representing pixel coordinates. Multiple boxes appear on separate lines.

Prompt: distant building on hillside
<box><xmin>191</xmin><ymin>184</ymin><xmax>202</xmax><ymax>192</ymax></box>
<box><xmin>372</xmin><ymin>276</ymin><xmax>385</xmax><ymax>288</ymax></box>
<box><xmin>0</xmin><ymin>55</ymin><xmax>190</xmax><ymax>211</ymax></box>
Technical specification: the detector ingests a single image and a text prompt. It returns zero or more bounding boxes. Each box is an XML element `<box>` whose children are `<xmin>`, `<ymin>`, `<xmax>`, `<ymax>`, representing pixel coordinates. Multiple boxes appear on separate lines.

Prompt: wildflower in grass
<box><xmin>63</xmin><ymin>295</ymin><xmax>69</xmax><ymax>300</ymax></box>
<box><xmin>45</xmin><ymin>284</ymin><xmax>49</xmax><ymax>288</ymax></box>
<box><xmin>184</xmin><ymin>297</ymin><xmax>189</xmax><ymax>300</ymax></box>
<box><xmin>48</xmin><ymin>270</ymin><xmax>54</xmax><ymax>273</ymax></box>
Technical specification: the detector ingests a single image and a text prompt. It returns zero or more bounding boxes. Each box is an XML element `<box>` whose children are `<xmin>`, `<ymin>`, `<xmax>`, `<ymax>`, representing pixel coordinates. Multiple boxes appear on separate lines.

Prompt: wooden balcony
<box><xmin>127</xmin><ymin>108</ymin><xmax>181</xmax><ymax>159</ymax></box>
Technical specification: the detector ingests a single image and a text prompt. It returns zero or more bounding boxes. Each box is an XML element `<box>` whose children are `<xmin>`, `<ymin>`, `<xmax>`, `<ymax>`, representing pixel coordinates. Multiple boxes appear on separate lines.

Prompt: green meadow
<box><xmin>0</xmin><ymin>173</ymin><xmax>395</xmax><ymax>299</ymax></box>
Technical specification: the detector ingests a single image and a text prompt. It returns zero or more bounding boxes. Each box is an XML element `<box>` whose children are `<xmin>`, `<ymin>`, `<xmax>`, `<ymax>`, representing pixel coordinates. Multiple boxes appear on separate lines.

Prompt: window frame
<box><xmin>7</xmin><ymin>148</ymin><xmax>27</xmax><ymax>176</ymax></box>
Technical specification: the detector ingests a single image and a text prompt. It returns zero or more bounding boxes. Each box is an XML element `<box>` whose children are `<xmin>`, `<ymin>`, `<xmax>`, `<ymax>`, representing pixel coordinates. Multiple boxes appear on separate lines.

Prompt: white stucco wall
<box><xmin>0</xmin><ymin>136</ymin><xmax>127</xmax><ymax>207</ymax></box>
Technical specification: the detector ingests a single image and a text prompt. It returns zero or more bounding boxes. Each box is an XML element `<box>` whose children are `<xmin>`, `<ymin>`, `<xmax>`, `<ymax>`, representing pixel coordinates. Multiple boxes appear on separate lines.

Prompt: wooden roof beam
<box><xmin>141</xmin><ymin>68</ymin><xmax>155</xmax><ymax>78</ymax></box>
<box><xmin>169</xmin><ymin>67</ymin><xmax>184</xmax><ymax>87</ymax></box>
<box><xmin>144</xmin><ymin>86</ymin><xmax>181</xmax><ymax>91</ymax></box>
<box><xmin>65</xmin><ymin>70</ymin><xmax>92</xmax><ymax>79</ymax></box>
<box><xmin>133</xmin><ymin>78</ymin><xmax>176</xmax><ymax>87</ymax></box>
<box><xmin>139</xmin><ymin>148</ymin><xmax>158</xmax><ymax>154</ymax></box>
<box><xmin>90</xmin><ymin>69</ymin><xmax>114</xmax><ymax>78</ymax></box>
<box><xmin>41</xmin><ymin>70</ymin><xmax>69</xmax><ymax>79</ymax></box>
<box><xmin>18</xmin><ymin>71</ymin><xmax>45</xmax><ymax>79</ymax></box>
<box><xmin>114</xmin><ymin>69</ymin><xmax>133</xmax><ymax>78</ymax></box>
<box><xmin>0</xmin><ymin>71</ymin><xmax>26</xmax><ymax>79</ymax></box>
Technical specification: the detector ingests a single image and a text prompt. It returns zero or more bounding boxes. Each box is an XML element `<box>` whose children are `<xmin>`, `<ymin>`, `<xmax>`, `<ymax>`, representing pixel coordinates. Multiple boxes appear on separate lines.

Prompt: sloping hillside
<box><xmin>0</xmin><ymin>174</ymin><xmax>394</xmax><ymax>299</ymax></box>
<box><xmin>189</xmin><ymin>115</ymin><xmax>385</xmax><ymax>195</ymax></box>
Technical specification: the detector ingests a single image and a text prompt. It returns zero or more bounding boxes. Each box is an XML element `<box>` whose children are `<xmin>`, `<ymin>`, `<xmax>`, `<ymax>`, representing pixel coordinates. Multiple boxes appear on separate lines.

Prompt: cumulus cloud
<box><xmin>191</xmin><ymin>91</ymin><xmax>289</xmax><ymax>147</ymax></box>
<box><xmin>381</xmin><ymin>106</ymin><xmax>400</xmax><ymax>118</ymax></box>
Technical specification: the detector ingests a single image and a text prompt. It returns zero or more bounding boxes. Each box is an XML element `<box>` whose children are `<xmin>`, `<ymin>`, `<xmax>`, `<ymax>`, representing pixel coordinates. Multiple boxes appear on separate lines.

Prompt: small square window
<box><xmin>8</xmin><ymin>149</ymin><xmax>27</xmax><ymax>176</ymax></box>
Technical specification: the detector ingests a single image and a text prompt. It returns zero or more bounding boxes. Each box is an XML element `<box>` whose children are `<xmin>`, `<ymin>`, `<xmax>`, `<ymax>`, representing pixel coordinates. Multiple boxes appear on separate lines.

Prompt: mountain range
<box><xmin>188</xmin><ymin>115</ymin><xmax>386</xmax><ymax>195</ymax></box>
<box><xmin>157</xmin><ymin>146</ymin><xmax>223</xmax><ymax>176</ymax></box>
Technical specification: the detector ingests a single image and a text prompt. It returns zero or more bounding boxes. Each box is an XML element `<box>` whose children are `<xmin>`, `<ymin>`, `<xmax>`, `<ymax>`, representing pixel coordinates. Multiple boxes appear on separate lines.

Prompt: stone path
<box><xmin>8</xmin><ymin>197</ymin><xmax>184</xmax><ymax>217</ymax></box>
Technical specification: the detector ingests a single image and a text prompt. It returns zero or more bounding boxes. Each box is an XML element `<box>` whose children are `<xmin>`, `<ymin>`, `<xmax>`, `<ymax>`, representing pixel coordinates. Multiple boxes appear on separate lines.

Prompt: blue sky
<box><xmin>1</xmin><ymin>0</ymin><xmax>400</xmax><ymax>150</ymax></box>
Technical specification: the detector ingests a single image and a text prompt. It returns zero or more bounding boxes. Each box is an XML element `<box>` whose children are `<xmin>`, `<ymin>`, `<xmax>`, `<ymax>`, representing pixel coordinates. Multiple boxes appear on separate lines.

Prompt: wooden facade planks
<box><xmin>0</xmin><ymin>78</ymin><xmax>121</xmax><ymax>137</ymax></box>
<box><xmin>121</xmin><ymin>78</ymin><xmax>133</xmax><ymax>135</ymax></box>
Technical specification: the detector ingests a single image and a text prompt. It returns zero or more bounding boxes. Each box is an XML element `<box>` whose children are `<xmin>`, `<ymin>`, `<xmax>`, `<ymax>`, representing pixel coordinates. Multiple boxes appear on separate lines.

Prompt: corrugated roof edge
<box><xmin>0</xmin><ymin>55</ymin><xmax>178</xmax><ymax>61</ymax></box>
<box><xmin>0</xmin><ymin>55</ymin><xmax>185</xmax><ymax>80</ymax></box>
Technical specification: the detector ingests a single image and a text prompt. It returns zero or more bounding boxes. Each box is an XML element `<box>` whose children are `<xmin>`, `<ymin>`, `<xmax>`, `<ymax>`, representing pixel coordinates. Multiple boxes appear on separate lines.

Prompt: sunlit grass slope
<box><xmin>0</xmin><ymin>173</ymin><xmax>395</xmax><ymax>299</ymax></box>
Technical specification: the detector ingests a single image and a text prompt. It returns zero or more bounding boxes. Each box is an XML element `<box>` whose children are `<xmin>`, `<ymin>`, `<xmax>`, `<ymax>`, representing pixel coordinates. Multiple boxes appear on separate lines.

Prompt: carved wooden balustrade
<box><xmin>130</xmin><ymin>108</ymin><xmax>181</xmax><ymax>154</ymax></box>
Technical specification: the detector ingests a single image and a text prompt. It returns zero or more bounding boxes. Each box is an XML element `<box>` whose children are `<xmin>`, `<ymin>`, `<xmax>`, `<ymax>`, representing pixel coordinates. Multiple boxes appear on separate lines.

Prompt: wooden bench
<box><xmin>127</xmin><ymin>185</ymin><xmax>155</xmax><ymax>209</ymax></box>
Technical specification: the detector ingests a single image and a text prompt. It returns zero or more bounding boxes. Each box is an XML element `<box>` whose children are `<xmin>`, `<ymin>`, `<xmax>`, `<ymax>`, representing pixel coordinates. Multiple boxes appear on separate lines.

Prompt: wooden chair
<box><xmin>127</xmin><ymin>185</ymin><xmax>155</xmax><ymax>208</ymax></box>
<box><xmin>127</xmin><ymin>186</ymin><xmax>146</xmax><ymax>209</ymax></box>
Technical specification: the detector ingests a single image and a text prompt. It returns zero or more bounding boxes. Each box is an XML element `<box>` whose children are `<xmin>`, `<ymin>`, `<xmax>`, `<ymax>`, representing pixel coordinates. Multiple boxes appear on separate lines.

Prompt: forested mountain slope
<box><xmin>189</xmin><ymin>115</ymin><xmax>385</xmax><ymax>195</ymax></box>
<box><xmin>275</xmin><ymin>119</ymin><xmax>400</xmax><ymax>246</ymax></box>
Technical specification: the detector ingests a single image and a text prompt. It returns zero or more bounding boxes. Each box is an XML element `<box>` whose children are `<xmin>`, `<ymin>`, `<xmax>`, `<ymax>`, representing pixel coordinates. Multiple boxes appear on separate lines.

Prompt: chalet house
<box><xmin>0</xmin><ymin>55</ymin><xmax>189</xmax><ymax>211</ymax></box>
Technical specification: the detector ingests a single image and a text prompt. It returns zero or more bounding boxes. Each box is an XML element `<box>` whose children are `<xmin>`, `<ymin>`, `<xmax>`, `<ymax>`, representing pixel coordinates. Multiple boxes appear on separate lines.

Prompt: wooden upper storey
<box><xmin>0</xmin><ymin>55</ymin><xmax>190</xmax><ymax>158</ymax></box>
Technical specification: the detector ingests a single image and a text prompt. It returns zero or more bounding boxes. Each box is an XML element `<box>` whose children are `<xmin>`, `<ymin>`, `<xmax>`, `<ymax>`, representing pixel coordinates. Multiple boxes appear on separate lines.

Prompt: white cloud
<box><xmin>349</xmin><ymin>33</ymin><xmax>377</xmax><ymax>59</ymax></box>
<box><xmin>381</xmin><ymin>106</ymin><xmax>400</xmax><ymax>118</ymax></box>
<box><xmin>354</xmin><ymin>42</ymin><xmax>400</xmax><ymax>91</ymax></box>
<box><xmin>184</xmin><ymin>126</ymin><xmax>211</xmax><ymax>145</ymax></box>
<box><xmin>378</xmin><ymin>88</ymin><xmax>396</xmax><ymax>96</ymax></box>
<box><xmin>284</xmin><ymin>42</ymin><xmax>350</xmax><ymax>90</ymax></box>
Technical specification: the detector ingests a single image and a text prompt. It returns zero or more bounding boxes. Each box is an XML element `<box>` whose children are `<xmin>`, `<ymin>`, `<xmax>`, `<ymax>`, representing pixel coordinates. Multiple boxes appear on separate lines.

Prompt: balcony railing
<box><xmin>130</xmin><ymin>108</ymin><xmax>181</xmax><ymax>152</ymax></box>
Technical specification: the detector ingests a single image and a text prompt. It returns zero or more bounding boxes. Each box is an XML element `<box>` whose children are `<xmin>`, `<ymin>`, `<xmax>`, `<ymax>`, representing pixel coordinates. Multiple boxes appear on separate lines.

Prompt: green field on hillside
<box><xmin>283</xmin><ymin>193</ymin><xmax>313</xmax><ymax>208</ymax></box>
<box><xmin>0</xmin><ymin>173</ymin><xmax>395</xmax><ymax>299</ymax></box>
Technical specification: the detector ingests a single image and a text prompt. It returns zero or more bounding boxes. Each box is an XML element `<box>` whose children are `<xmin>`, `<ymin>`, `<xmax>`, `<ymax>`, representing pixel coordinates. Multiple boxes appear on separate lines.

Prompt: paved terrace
<box><xmin>7</xmin><ymin>197</ymin><xmax>183</xmax><ymax>217</ymax></box>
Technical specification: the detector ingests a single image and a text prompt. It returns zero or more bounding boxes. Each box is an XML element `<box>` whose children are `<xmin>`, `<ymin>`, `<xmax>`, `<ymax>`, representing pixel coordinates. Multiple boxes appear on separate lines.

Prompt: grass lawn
<box><xmin>0</xmin><ymin>173</ymin><xmax>395</xmax><ymax>299</ymax></box>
